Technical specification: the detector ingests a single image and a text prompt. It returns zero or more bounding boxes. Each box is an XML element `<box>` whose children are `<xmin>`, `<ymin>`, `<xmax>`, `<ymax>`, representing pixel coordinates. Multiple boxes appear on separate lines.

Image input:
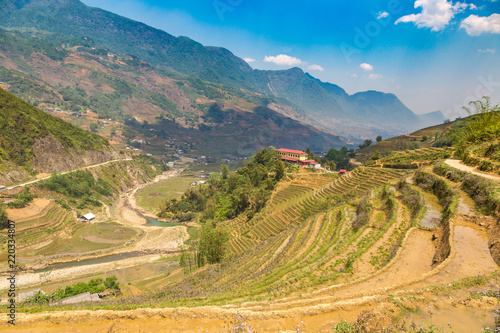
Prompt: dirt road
<box><xmin>4</xmin><ymin>157</ymin><xmax>133</xmax><ymax>190</ymax></box>
<box><xmin>445</xmin><ymin>159</ymin><xmax>500</xmax><ymax>182</ymax></box>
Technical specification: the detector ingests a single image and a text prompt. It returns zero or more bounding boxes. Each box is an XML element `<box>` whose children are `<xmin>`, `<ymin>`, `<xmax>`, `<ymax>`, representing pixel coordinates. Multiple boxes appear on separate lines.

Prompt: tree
<box><xmin>376</xmin><ymin>135</ymin><xmax>383</xmax><ymax>142</ymax></box>
<box><xmin>0</xmin><ymin>202</ymin><xmax>8</xmax><ymax>229</ymax></box>
<box><xmin>273</xmin><ymin>159</ymin><xmax>286</xmax><ymax>181</ymax></box>
<box><xmin>358</xmin><ymin>139</ymin><xmax>373</xmax><ymax>149</ymax></box>
<box><xmin>220</xmin><ymin>164</ymin><xmax>229</xmax><ymax>180</ymax></box>
<box><xmin>196</xmin><ymin>221</ymin><xmax>229</xmax><ymax>267</ymax></box>
<box><xmin>89</xmin><ymin>122</ymin><xmax>98</xmax><ymax>132</ymax></box>
<box><xmin>371</xmin><ymin>150</ymin><xmax>382</xmax><ymax>160</ymax></box>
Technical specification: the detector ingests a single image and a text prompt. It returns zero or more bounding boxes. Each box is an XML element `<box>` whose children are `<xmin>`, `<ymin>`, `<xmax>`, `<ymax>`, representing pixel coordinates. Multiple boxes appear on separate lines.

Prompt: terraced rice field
<box><xmin>373</xmin><ymin>147</ymin><xmax>454</xmax><ymax>168</ymax></box>
<box><xmin>226</xmin><ymin>167</ymin><xmax>407</xmax><ymax>255</ymax></box>
<box><xmin>14</xmin><ymin>202</ymin><xmax>83</xmax><ymax>251</ymax></box>
<box><xmin>4</xmin><ymin>163</ymin><xmax>500</xmax><ymax>332</ymax></box>
<box><xmin>4</xmin><ymin>200</ymin><xmax>137</xmax><ymax>260</ymax></box>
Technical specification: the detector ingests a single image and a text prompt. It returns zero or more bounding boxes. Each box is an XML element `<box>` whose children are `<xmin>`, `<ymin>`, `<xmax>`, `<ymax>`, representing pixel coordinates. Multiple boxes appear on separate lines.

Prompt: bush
<box><xmin>7</xmin><ymin>187</ymin><xmax>34</xmax><ymax>208</ymax></box>
<box><xmin>397</xmin><ymin>180</ymin><xmax>425</xmax><ymax>220</ymax></box>
<box><xmin>433</xmin><ymin>162</ymin><xmax>500</xmax><ymax>216</ymax></box>
<box><xmin>0</xmin><ymin>202</ymin><xmax>8</xmax><ymax>229</ymax></box>
<box><xmin>352</xmin><ymin>193</ymin><xmax>372</xmax><ymax>232</ymax></box>
<box><xmin>22</xmin><ymin>276</ymin><xmax>120</xmax><ymax>304</ymax></box>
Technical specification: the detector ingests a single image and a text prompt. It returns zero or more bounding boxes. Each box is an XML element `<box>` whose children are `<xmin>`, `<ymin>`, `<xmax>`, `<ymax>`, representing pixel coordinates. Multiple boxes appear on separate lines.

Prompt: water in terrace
<box><xmin>34</xmin><ymin>251</ymin><xmax>145</xmax><ymax>273</ymax></box>
<box><xmin>419</xmin><ymin>190</ymin><xmax>443</xmax><ymax>228</ymax></box>
<box><xmin>145</xmin><ymin>216</ymin><xmax>183</xmax><ymax>227</ymax></box>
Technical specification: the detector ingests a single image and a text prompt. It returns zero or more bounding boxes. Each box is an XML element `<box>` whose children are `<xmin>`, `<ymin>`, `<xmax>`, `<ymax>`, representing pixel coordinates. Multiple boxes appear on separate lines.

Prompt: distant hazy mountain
<box><xmin>0</xmin><ymin>0</ymin><xmax>444</xmax><ymax>138</ymax></box>
<box><xmin>0</xmin><ymin>29</ymin><xmax>346</xmax><ymax>155</ymax></box>
<box><xmin>418</xmin><ymin>110</ymin><xmax>447</xmax><ymax>125</ymax></box>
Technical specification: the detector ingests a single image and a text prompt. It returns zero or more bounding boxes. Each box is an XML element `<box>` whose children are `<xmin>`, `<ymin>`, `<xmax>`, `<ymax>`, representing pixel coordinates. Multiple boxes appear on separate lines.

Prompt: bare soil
<box><xmin>3</xmin><ymin>166</ymin><xmax>499</xmax><ymax>332</ymax></box>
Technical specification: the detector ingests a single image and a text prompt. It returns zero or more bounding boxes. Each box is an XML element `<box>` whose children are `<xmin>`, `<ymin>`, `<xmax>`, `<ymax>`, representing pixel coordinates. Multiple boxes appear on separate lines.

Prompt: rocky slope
<box><xmin>0</xmin><ymin>87</ymin><xmax>118</xmax><ymax>185</ymax></box>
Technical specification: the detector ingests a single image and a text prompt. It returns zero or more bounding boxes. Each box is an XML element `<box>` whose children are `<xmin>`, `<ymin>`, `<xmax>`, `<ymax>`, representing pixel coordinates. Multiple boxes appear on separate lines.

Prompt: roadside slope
<box><xmin>0</xmin><ymin>87</ymin><xmax>118</xmax><ymax>185</ymax></box>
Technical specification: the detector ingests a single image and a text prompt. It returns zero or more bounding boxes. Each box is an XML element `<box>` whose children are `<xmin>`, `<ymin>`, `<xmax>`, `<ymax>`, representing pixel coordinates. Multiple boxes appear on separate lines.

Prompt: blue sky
<box><xmin>80</xmin><ymin>0</ymin><xmax>500</xmax><ymax>118</ymax></box>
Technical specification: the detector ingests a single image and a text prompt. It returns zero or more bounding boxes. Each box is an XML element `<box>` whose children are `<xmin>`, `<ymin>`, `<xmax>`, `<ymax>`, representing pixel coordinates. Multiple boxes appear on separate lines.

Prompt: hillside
<box><xmin>0</xmin><ymin>87</ymin><xmax>118</xmax><ymax>185</ymax></box>
<box><xmin>5</xmin><ymin>144</ymin><xmax>499</xmax><ymax>332</ymax></box>
<box><xmin>0</xmin><ymin>29</ymin><xmax>347</xmax><ymax>155</ymax></box>
<box><xmin>354</xmin><ymin>120</ymin><xmax>457</xmax><ymax>163</ymax></box>
<box><xmin>0</xmin><ymin>0</ymin><xmax>444</xmax><ymax>138</ymax></box>
<box><xmin>0</xmin><ymin>0</ymin><xmax>257</xmax><ymax>91</ymax></box>
<box><xmin>255</xmin><ymin>69</ymin><xmax>444</xmax><ymax>137</ymax></box>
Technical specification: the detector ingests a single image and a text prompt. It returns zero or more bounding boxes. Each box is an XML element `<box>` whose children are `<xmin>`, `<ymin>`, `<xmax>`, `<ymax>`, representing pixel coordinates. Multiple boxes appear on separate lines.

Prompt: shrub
<box><xmin>397</xmin><ymin>180</ymin><xmax>425</xmax><ymax>220</ymax></box>
<box><xmin>434</xmin><ymin>162</ymin><xmax>500</xmax><ymax>216</ymax></box>
<box><xmin>352</xmin><ymin>193</ymin><xmax>372</xmax><ymax>232</ymax></box>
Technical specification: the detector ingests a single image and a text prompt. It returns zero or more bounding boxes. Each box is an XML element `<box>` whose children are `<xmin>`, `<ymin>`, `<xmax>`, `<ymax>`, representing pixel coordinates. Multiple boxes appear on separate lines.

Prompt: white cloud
<box><xmin>377</xmin><ymin>11</ymin><xmax>389</xmax><ymax>19</ymax></box>
<box><xmin>369</xmin><ymin>74</ymin><xmax>383</xmax><ymax>80</ymax></box>
<box><xmin>461</xmin><ymin>14</ymin><xmax>500</xmax><ymax>36</ymax></box>
<box><xmin>307</xmin><ymin>64</ymin><xmax>324</xmax><ymax>71</ymax></box>
<box><xmin>243</xmin><ymin>58</ymin><xmax>255</xmax><ymax>63</ymax></box>
<box><xmin>360</xmin><ymin>63</ymin><xmax>374</xmax><ymax>71</ymax></box>
<box><xmin>263</xmin><ymin>54</ymin><xmax>303</xmax><ymax>66</ymax></box>
<box><xmin>478</xmin><ymin>48</ymin><xmax>496</xmax><ymax>54</ymax></box>
<box><xmin>395</xmin><ymin>0</ymin><xmax>476</xmax><ymax>31</ymax></box>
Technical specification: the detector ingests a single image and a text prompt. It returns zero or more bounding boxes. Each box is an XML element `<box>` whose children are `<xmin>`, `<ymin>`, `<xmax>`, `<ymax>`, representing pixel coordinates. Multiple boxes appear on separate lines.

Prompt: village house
<box><xmin>79</xmin><ymin>213</ymin><xmax>96</xmax><ymax>222</ymax></box>
<box><xmin>276</xmin><ymin>148</ymin><xmax>321</xmax><ymax>168</ymax></box>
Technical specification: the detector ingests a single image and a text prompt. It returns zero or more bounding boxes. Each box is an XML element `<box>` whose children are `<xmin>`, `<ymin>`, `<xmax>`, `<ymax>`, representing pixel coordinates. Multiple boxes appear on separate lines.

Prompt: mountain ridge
<box><xmin>0</xmin><ymin>0</ymin><xmax>445</xmax><ymax>138</ymax></box>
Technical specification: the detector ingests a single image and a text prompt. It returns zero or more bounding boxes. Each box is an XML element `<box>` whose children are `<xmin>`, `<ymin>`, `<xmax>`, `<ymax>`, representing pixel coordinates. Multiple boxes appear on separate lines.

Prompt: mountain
<box><xmin>0</xmin><ymin>29</ymin><xmax>346</xmax><ymax>157</ymax></box>
<box><xmin>418</xmin><ymin>110</ymin><xmax>446</xmax><ymax>124</ymax></box>
<box><xmin>257</xmin><ymin>69</ymin><xmax>440</xmax><ymax>137</ymax></box>
<box><xmin>0</xmin><ymin>0</ymin><xmax>257</xmax><ymax>90</ymax></box>
<box><xmin>0</xmin><ymin>87</ymin><xmax>118</xmax><ymax>185</ymax></box>
<box><xmin>0</xmin><ymin>0</ymin><xmax>443</xmax><ymax>139</ymax></box>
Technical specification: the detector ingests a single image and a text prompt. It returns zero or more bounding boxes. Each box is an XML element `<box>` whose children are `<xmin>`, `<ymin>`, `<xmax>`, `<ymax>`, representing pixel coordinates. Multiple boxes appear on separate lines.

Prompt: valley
<box><xmin>0</xmin><ymin>0</ymin><xmax>499</xmax><ymax>331</ymax></box>
<box><xmin>1</xmin><ymin>157</ymin><xmax>499</xmax><ymax>332</ymax></box>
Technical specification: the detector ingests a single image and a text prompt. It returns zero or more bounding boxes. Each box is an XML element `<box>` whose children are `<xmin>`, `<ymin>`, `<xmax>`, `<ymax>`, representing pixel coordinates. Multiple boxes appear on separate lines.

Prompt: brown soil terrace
<box><xmin>1</xmin><ymin>164</ymin><xmax>499</xmax><ymax>332</ymax></box>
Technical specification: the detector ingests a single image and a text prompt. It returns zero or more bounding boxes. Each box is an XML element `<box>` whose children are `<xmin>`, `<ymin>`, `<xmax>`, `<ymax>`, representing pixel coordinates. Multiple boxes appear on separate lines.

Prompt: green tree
<box><xmin>196</xmin><ymin>221</ymin><xmax>229</xmax><ymax>267</ymax></box>
<box><xmin>358</xmin><ymin>139</ymin><xmax>373</xmax><ymax>149</ymax></box>
<box><xmin>376</xmin><ymin>135</ymin><xmax>382</xmax><ymax>142</ymax></box>
<box><xmin>221</xmin><ymin>164</ymin><xmax>229</xmax><ymax>180</ymax></box>
<box><xmin>273</xmin><ymin>159</ymin><xmax>286</xmax><ymax>181</ymax></box>
<box><xmin>305</xmin><ymin>147</ymin><xmax>314</xmax><ymax>160</ymax></box>
<box><xmin>89</xmin><ymin>122</ymin><xmax>98</xmax><ymax>132</ymax></box>
<box><xmin>371</xmin><ymin>150</ymin><xmax>382</xmax><ymax>160</ymax></box>
<box><xmin>0</xmin><ymin>202</ymin><xmax>8</xmax><ymax>229</ymax></box>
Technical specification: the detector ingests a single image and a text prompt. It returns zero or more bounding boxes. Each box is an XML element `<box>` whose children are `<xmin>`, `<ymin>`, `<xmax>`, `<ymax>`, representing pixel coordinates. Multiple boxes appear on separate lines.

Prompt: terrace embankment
<box><xmin>2</xmin><ymin>165</ymin><xmax>499</xmax><ymax>332</ymax></box>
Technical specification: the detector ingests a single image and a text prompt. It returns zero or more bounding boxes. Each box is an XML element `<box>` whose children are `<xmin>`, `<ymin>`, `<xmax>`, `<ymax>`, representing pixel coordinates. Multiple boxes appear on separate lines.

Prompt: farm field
<box><xmin>135</xmin><ymin>172</ymin><xmax>203</xmax><ymax>212</ymax></box>
<box><xmin>5</xmin><ymin>160</ymin><xmax>500</xmax><ymax>332</ymax></box>
<box><xmin>0</xmin><ymin>199</ymin><xmax>138</xmax><ymax>264</ymax></box>
<box><xmin>3</xmin><ymin>146</ymin><xmax>500</xmax><ymax>333</ymax></box>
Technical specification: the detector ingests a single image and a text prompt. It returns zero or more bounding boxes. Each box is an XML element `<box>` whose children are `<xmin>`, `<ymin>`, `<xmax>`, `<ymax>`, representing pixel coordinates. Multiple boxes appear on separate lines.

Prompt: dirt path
<box><xmin>5</xmin><ymin>158</ymin><xmax>133</xmax><ymax>190</ymax></box>
<box><xmin>4</xmin><ymin>163</ymin><xmax>500</xmax><ymax>332</ymax></box>
<box><xmin>445</xmin><ymin>159</ymin><xmax>500</xmax><ymax>182</ymax></box>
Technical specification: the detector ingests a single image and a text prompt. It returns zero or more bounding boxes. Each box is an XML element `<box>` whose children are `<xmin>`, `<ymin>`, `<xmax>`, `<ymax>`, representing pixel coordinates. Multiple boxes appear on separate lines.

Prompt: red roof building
<box><xmin>276</xmin><ymin>148</ymin><xmax>308</xmax><ymax>162</ymax></box>
<box><xmin>276</xmin><ymin>148</ymin><xmax>321</xmax><ymax>168</ymax></box>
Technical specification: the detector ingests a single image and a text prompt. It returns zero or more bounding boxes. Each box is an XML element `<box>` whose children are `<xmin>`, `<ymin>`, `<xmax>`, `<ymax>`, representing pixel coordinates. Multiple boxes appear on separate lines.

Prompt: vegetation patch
<box><xmin>434</xmin><ymin>162</ymin><xmax>500</xmax><ymax>216</ymax></box>
<box><xmin>22</xmin><ymin>276</ymin><xmax>120</xmax><ymax>305</ymax></box>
